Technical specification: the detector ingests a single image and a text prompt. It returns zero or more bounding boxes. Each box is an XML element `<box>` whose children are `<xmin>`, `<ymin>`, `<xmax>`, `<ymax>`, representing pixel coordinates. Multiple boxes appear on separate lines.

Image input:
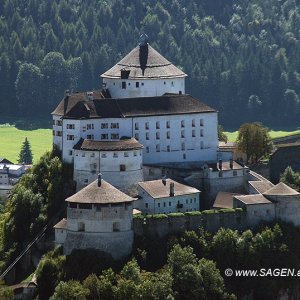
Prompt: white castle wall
<box><xmin>73</xmin><ymin>149</ymin><xmax>143</xmax><ymax>192</ymax></box>
<box><xmin>103</xmin><ymin>77</ymin><xmax>185</xmax><ymax>98</ymax></box>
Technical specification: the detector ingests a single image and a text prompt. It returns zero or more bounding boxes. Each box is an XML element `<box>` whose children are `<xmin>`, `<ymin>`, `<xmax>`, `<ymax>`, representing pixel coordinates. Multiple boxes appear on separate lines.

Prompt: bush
<box><xmin>185</xmin><ymin>211</ymin><xmax>202</xmax><ymax>216</ymax></box>
<box><xmin>168</xmin><ymin>213</ymin><xmax>185</xmax><ymax>218</ymax></box>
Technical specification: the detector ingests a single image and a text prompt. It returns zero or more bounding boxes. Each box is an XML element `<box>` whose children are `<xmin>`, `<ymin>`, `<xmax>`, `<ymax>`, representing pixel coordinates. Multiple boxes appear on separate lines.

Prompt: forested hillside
<box><xmin>0</xmin><ymin>0</ymin><xmax>300</xmax><ymax>126</ymax></box>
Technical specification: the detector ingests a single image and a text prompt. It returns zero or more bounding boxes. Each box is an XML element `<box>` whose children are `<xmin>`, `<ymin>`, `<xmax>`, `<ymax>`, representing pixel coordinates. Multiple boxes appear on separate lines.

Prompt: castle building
<box><xmin>52</xmin><ymin>34</ymin><xmax>219</xmax><ymax>184</ymax></box>
<box><xmin>73</xmin><ymin>137</ymin><xmax>143</xmax><ymax>192</ymax></box>
<box><xmin>54</xmin><ymin>177</ymin><xmax>135</xmax><ymax>259</ymax></box>
<box><xmin>135</xmin><ymin>178</ymin><xmax>200</xmax><ymax>214</ymax></box>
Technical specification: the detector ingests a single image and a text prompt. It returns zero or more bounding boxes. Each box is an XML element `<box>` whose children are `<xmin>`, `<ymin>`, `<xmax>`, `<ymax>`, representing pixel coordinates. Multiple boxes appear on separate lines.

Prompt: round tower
<box><xmin>57</xmin><ymin>177</ymin><xmax>135</xmax><ymax>259</ymax></box>
<box><xmin>101</xmin><ymin>34</ymin><xmax>187</xmax><ymax>98</ymax></box>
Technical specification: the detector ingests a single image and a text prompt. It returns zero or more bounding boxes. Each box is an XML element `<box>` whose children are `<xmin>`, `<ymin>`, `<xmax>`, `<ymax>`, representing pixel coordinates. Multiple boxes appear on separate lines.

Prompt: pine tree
<box><xmin>18</xmin><ymin>137</ymin><xmax>33</xmax><ymax>164</ymax></box>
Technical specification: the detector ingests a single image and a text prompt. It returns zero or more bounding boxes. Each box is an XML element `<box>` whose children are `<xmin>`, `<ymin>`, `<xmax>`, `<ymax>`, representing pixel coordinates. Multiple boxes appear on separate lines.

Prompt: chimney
<box><xmin>162</xmin><ymin>175</ymin><xmax>167</xmax><ymax>186</ymax></box>
<box><xmin>98</xmin><ymin>173</ymin><xmax>102</xmax><ymax>187</ymax></box>
<box><xmin>170</xmin><ymin>182</ymin><xmax>175</xmax><ymax>197</ymax></box>
<box><xmin>86</xmin><ymin>91</ymin><xmax>93</xmax><ymax>101</ymax></box>
<box><xmin>230</xmin><ymin>159</ymin><xmax>233</xmax><ymax>169</ymax></box>
<box><xmin>218</xmin><ymin>159</ymin><xmax>222</xmax><ymax>170</ymax></box>
<box><xmin>138</xmin><ymin>33</ymin><xmax>149</xmax><ymax>76</ymax></box>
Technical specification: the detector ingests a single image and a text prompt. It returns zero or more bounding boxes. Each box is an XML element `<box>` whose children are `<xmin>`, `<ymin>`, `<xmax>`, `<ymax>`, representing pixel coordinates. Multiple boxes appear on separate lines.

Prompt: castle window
<box><xmin>87</xmin><ymin>124</ymin><xmax>94</xmax><ymax>130</ymax></box>
<box><xmin>67</xmin><ymin>135</ymin><xmax>74</xmax><ymax>140</ymax></box>
<box><xmin>87</xmin><ymin>134</ymin><xmax>94</xmax><ymax>139</ymax></box>
<box><xmin>167</xmin><ymin>145</ymin><xmax>170</xmax><ymax>152</ymax></box>
<box><xmin>200</xmin><ymin>119</ymin><xmax>204</xmax><ymax>126</ymax></box>
<box><xmin>113</xmin><ymin>153</ymin><xmax>118</xmax><ymax>158</ymax></box>
<box><xmin>192</xmin><ymin>130</ymin><xmax>196</xmax><ymax>137</ymax></box>
<box><xmin>78</xmin><ymin>222</ymin><xmax>85</xmax><ymax>232</ymax></box>
<box><xmin>164</xmin><ymin>81</ymin><xmax>166</xmax><ymax>85</ymax></box>
<box><xmin>167</xmin><ymin>131</ymin><xmax>170</xmax><ymax>139</ymax></box>
<box><xmin>134</xmin><ymin>151</ymin><xmax>137</xmax><ymax>156</ymax></box>
<box><xmin>141</xmin><ymin>82</ymin><xmax>144</xmax><ymax>86</ymax></box>
<box><xmin>128</xmin><ymin>82</ymin><xmax>131</xmax><ymax>86</ymax></box>
<box><xmin>84</xmin><ymin>179</ymin><xmax>88</xmax><ymax>184</ymax></box>
<box><xmin>79</xmin><ymin>203</ymin><xmax>92</xmax><ymax>209</ymax></box>
<box><xmin>82</xmin><ymin>152</ymin><xmax>85</xmax><ymax>157</ymax></box>
<box><xmin>135</xmin><ymin>123</ymin><xmax>139</xmax><ymax>130</ymax></box>
<box><xmin>219</xmin><ymin>171</ymin><xmax>223</xmax><ymax>177</ymax></box>
<box><xmin>111</xmin><ymin>133</ymin><xmax>119</xmax><ymax>139</ymax></box>
<box><xmin>166</xmin><ymin>121</ymin><xmax>170</xmax><ymax>128</ymax></box>
<box><xmin>69</xmin><ymin>150</ymin><xmax>73</xmax><ymax>156</ymax></box>
<box><xmin>192</xmin><ymin>119</ymin><xmax>196</xmax><ymax>127</ymax></box>
<box><xmin>113</xmin><ymin>222</ymin><xmax>120</xmax><ymax>232</ymax></box>
<box><xmin>158</xmin><ymin>203</ymin><xmax>160</xmax><ymax>207</ymax></box>
<box><xmin>101</xmin><ymin>153</ymin><xmax>107</xmax><ymax>158</ymax></box>
<box><xmin>171</xmin><ymin>81</ymin><xmax>174</xmax><ymax>86</ymax></box>
<box><xmin>169</xmin><ymin>202</ymin><xmax>171</xmax><ymax>206</ymax></box>
<box><xmin>101</xmin><ymin>134</ymin><xmax>108</xmax><ymax>140</ymax></box>
<box><xmin>181</xmin><ymin>120</ymin><xmax>185</xmax><ymax>128</ymax></box>
<box><xmin>135</xmin><ymin>133</ymin><xmax>139</xmax><ymax>140</ymax></box>
<box><xmin>183</xmin><ymin>154</ymin><xmax>186</xmax><ymax>159</ymax></box>
<box><xmin>56</xmin><ymin>131</ymin><xmax>62</xmax><ymax>136</ymax></box>
<box><xmin>146</xmin><ymin>147</ymin><xmax>149</xmax><ymax>153</ymax></box>
<box><xmin>120</xmin><ymin>164</ymin><xmax>126</xmax><ymax>171</ymax></box>
<box><xmin>95</xmin><ymin>204</ymin><xmax>101</xmax><ymax>211</ymax></box>
<box><xmin>233</xmin><ymin>170</ymin><xmax>237</xmax><ymax>176</ymax></box>
<box><xmin>145</xmin><ymin>203</ymin><xmax>148</xmax><ymax>208</ymax></box>
<box><xmin>181</xmin><ymin>130</ymin><xmax>185</xmax><ymax>138</ymax></box>
<box><xmin>186</xmin><ymin>199</ymin><xmax>188</xmax><ymax>204</ymax></box>
<box><xmin>164</xmin><ymin>202</ymin><xmax>166</xmax><ymax>207</ymax></box>
<box><xmin>156</xmin><ymin>132</ymin><xmax>160</xmax><ymax>139</ymax></box>
<box><xmin>111</xmin><ymin>123</ymin><xmax>119</xmax><ymax>129</ymax></box>
<box><xmin>146</xmin><ymin>132</ymin><xmax>149</xmax><ymax>140</ymax></box>
<box><xmin>69</xmin><ymin>202</ymin><xmax>77</xmax><ymax>208</ymax></box>
<box><xmin>56</xmin><ymin>120</ymin><xmax>62</xmax><ymax>126</ymax></box>
<box><xmin>124</xmin><ymin>152</ymin><xmax>129</xmax><ymax>157</ymax></box>
<box><xmin>52</xmin><ymin>130</ymin><xmax>55</xmax><ymax>136</ymax></box>
<box><xmin>200</xmin><ymin>141</ymin><xmax>204</xmax><ymax>149</ymax></box>
<box><xmin>136</xmin><ymin>82</ymin><xmax>139</xmax><ymax>88</ymax></box>
<box><xmin>156</xmin><ymin>144</ymin><xmax>160</xmax><ymax>152</ymax></box>
<box><xmin>145</xmin><ymin>122</ymin><xmax>149</xmax><ymax>130</ymax></box>
<box><xmin>67</xmin><ymin>124</ymin><xmax>75</xmax><ymax>129</ymax></box>
<box><xmin>156</xmin><ymin>121</ymin><xmax>160</xmax><ymax>129</ymax></box>
<box><xmin>91</xmin><ymin>153</ymin><xmax>95</xmax><ymax>157</ymax></box>
<box><xmin>200</xmin><ymin>129</ymin><xmax>204</xmax><ymax>137</ymax></box>
<box><xmin>122</xmin><ymin>82</ymin><xmax>126</xmax><ymax>89</ymax></box>
<box><xmin>101</xmin><ymin>123</ymin><xmax>108</xmax><ymax>129</ymax></box>
<box><xmin>181</xmin><ymin>143</ymin><xmax>185</xmax><ymax>150</ymax></box>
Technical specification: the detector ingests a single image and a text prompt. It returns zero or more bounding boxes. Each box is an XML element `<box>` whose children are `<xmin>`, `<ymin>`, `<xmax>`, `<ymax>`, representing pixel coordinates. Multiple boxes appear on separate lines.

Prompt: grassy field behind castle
<box><xmin>1</xmin><ymin>124</ymin><xmax>300</xmax><ymax>163</ymax></box>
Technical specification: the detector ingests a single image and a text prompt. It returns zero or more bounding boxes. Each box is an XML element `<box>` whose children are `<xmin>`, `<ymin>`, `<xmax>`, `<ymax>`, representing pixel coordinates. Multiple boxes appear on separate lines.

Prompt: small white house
<box><xmin>73</xmin><ymin>138</ymin><xmax>144</xmax><ymax>192</ymax></box>
<box><xmin>54</xmin><ymin>177</ymin><xmax>135</xmax><ymax>259</ymax></box>
<box><xmin>136</xmin><ymin>178</ymin><xmax>201</xmax><ymax>214</ymax></box>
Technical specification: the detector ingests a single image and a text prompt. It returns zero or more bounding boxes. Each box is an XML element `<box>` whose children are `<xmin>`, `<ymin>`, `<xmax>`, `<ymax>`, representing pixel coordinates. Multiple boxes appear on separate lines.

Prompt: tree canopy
<box><xmin>18</xmin><ymin>137</ymin><xmax>33</xmax><ymax>164</ymax></box>
<box><xmin>0</xmin><ymin>0</ymin><xmax>300</xmax><ymax>126</ymax></box>
<box><xmin>237</xmin><ymin>122</ymin><xmax>273</xmax><ymax>163</ymax></box>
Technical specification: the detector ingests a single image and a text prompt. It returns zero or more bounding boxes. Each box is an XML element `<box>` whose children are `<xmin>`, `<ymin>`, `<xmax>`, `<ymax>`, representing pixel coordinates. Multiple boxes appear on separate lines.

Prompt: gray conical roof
<box><xmin>101</xmin><ymin>44</ymin><xmax>186</xmax><ymax>79</ymax></box>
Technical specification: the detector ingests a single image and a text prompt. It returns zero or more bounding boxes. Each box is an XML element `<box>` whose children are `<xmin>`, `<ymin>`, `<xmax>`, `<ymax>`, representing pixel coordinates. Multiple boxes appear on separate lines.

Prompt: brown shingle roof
<box><xmin>73</xmin><ymin>138</ymin><xmax>143</xmax><ymax>151</ymax></box>
<box><xmin>66</xmin><ymin>179</ymin><xmax>134</xmax><ymax>204</ymax></box>
<box><xmin>138</xmin><ymin>179</ymin><xmax>200</xmax><ymax>199</ymax></box>
<box><xmin>263</xmin><ymin>182</ymin><xmax>300</xmax><ymax>196</ymax></box>
<box><xmin>249</xmin><ymin>180</ymin><xmax>274</xmax><ymax>194</ymax></box>
<box><xmin>213</xmin><ymin>192</ymin><xmax>242</xmax><ymax>209</ymax></box>
<box><xmin>234</xmin><ymin>194</ymin><xmax>272</xmax><ymax>205</ymax></box>
<box><xmin>54</xmin><ymin>218</ymin><xmax>67</xmax><ymax>229</ymax></box>
<box><xmin>52</xmin><ymin>93</ymin><xmax>216</xmax><ymax>118</ymax></box>
<box><xmin>101</xmin><ymin>44</ymin><xmax>186</xmax><ymax>79</ymax></box>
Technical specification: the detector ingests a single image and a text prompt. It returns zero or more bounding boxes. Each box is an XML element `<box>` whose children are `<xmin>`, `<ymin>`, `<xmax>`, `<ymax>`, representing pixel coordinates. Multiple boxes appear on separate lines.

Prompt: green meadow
<box><xmin>225</xmin><ymin>129</ymin><xmax>300</xmax><ymax>142</ymax></box>
<box><xmin>0</xmin><ymin>124</ymin><xmax>52</xmax><ymax>163</ymax></box>
<box><xmin>1</xmin><ymin>123</ymin><xmax>300</xmax><ymax>163</ymax></box>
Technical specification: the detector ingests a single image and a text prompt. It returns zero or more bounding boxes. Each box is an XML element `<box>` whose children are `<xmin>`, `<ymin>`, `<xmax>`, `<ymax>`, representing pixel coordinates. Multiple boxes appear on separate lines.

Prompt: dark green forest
<box><xmin>0</xmin><ymin>0</ymin><xmax>300</xmax><ymax>126</ymax></box>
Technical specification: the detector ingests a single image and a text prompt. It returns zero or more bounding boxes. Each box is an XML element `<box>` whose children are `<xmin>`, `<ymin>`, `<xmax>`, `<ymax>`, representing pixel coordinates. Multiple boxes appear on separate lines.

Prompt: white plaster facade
<box><xmin>102</xmin><ymin>77</ymin><xmax>185</xmax><ymax>99</ymax></box>
<box><xmin>73</xmin><ymin>147</ymin><xmax>143</xmax><ymax>192</ymax></box>
<box><xmin>53</xmin><ymin>111</ymin><xmax>218</xmax><ymax>165</ymax></box>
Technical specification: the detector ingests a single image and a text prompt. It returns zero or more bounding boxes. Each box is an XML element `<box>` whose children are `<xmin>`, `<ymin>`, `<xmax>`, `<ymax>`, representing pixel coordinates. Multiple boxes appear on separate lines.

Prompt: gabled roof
<box><xmin>101</xmin><ymin>44</ymin><xmax>186</xmax><ymax>79</ymax></box>
<box><xmin>249</xmin><ymin>180</ymin><xmax>274</xmax><ymax>194</ymax></box>
<box><xmin>213</xmin><ymin>192</ymin><xmax>242</xmax><ymax>209</ymax></box>
<box><xmin>73</xmin><ymin>138</ymin><xmax>143</xmax><ymax>151</ymax></box>
<box><xmin>52</xmin><ymin>92</ymin><xmax>216</xmax><ymax>119</ymax></box>
<box><xmin>0</xmin><ymin>158</ymin><xmax>13</xmax><ymax>164</ymax></box>
<box><xmin>138</xmin><ymin>179</ymin><xmax>200</xmax><ymax>199</ymax></box>
<box><xmin>263</xmin><ymin>182</ymin><xmax>300</xmax><ymax>196</ymax></box>
<box><xmin>54</xmin><ymin>218</ymin><xmax>67</xmax><ymax>229</ymax></box>
<box><xmin>234</xmin><ymin>194</ymin><xmax>272</xmax><ymax>205</ymax></box>
<box><xmin>66</xmin><ymin>179</ymin><xmax>134</xmax><ymax>204</ymax></box>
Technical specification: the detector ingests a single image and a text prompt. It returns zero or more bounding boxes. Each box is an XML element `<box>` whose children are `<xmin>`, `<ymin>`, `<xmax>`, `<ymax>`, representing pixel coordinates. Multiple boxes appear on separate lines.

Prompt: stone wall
<box><xmin>133</xmin><ymin>210</ymin><xmax>248</xmax><ymax>238</ymax></box>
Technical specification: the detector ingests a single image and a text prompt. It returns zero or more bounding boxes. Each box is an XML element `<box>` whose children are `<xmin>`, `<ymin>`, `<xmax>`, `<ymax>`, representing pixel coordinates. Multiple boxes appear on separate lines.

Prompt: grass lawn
<box><xmin>0</xmin><ymin>124</ymin><xmax>52</xmax><ymax>164</ymax></box>
<box><xmin>225</xmin><ymin>129</ymin><xmax>300</xmax><ymax>142</ymax></box>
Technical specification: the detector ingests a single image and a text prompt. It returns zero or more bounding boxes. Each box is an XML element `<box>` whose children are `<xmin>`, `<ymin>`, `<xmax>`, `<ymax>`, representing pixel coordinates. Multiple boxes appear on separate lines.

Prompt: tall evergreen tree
<box><xmin>18</xmin><ymin>137</ymin><xmax>33</xmax><ymax>164</ymax></box>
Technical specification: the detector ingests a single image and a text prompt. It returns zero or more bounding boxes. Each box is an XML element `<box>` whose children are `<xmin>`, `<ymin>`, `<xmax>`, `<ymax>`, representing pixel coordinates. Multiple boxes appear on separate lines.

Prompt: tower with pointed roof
<box><xmin>101</xmin><ymin>34</ymin><xmax>187</xmax><ymax>98</ymax></box>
